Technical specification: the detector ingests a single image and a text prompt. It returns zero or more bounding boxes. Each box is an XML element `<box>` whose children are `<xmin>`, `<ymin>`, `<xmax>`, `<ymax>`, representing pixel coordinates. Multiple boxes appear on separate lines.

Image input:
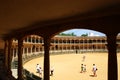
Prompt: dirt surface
<box><xmin>23</xmin><ymin>53</ymin><xmax>120</xmax><ymax>80</ymax></box>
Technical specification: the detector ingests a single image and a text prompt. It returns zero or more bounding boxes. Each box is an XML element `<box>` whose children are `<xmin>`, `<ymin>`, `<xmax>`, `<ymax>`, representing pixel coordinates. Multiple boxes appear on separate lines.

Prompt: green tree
<box><xmin>59</xmin><ymin>32</ymin><xmax>76</xmax><ymax>36</ymax></box>
<box><xmin>81</xmin><ymin>33</ymin><xmax>88</xmax><ymax>37</ymax></box>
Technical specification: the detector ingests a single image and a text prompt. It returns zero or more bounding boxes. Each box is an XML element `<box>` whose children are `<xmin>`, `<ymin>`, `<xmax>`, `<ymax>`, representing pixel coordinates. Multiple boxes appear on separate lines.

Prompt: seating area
<box><xmin>11</xmin><ymin>53</ymin><xmax>43</xmax><ymax>69</ymax></box>
<box><xmin>23</xmin><ymin>69</ymin><xmax>42</xmax><ymax>80</ymax></box>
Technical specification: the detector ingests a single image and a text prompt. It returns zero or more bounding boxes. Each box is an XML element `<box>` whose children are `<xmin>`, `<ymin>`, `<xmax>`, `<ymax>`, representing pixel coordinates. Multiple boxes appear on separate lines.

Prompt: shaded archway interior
<box><xmin>0</xmin><ymin>2</ymin><xmax>120</xmax><ymax>80</ymax></box>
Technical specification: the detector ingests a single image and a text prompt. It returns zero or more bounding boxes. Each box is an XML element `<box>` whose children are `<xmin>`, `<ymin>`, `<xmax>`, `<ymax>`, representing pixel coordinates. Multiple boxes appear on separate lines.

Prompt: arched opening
<box><xmin>49</xmin><ymin>29</ymin><xmax>108</xmax><ymax>80</ymax></box>
<box><xmin>11</xmin><ymin>38</ymin><xmax>18</xmax><ymax>79</ymax></box>
<box><xmin>10</xmin><ymin>28</ymin><xmax>119</xmax><ymax>80</ymax></box>
<box><xmin>11</xmin><ymin>34</ymin><xmax>44</xmax><ymax>80</ymax></box>
<box><xmin>23</xmin><ymin>34</ymin><xmax>44</xmax><ymax>80</ymax></box>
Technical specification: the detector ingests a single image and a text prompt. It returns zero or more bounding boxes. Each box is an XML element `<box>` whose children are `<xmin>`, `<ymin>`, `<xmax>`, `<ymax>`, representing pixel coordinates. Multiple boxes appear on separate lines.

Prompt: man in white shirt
<box><xmin>36</xmin><ymin>64</ymin><xmax>42</xmax><ymax>77</ymax></box>
<box><xmin>36</xmin><ymin>64</ymin><xmax>40</xmax><ymax>73</ymax></box>
<box><xmin>92</xmin><ymin>64</ymin><xmax>97</xmax><ymax>77</ymax></box>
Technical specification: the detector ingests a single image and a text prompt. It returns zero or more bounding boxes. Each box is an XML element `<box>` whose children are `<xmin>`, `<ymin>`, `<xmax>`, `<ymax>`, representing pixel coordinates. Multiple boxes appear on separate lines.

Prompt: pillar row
<box><xmin>4</xmin><ymin>39</ymin><xmax>16</xmax><ymax>80</ymax></box>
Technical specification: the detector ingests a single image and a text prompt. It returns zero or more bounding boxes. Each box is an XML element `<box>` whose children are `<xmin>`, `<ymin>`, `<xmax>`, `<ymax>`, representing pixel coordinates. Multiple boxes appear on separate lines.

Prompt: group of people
<box><xmin>80</xmin><ymin>55</ymin><xmax>86</xmax><ymax>73</ymax></box>
<box><xmin>80</xmin><ymin>64</ymin><xmax>86</xmax><ymax>73</ymax></box>
<box><xmin>36</xmin><ymin>64</ymin><xmax>54</xmax><ymax>77</ymax></box>
<box><xmin>36</xmin><ymin>54</ymin><xmax>97</xmax><ymax>78</ymax></box>
<box><xmin>81</xmin><ymin>55</ymin><xmax>98</xmax><ymax>77</ymax></box>
<box><xmin>80</xmin><ymin>63</ymin><xmax>98</xmax><ymax>77</ymax></box>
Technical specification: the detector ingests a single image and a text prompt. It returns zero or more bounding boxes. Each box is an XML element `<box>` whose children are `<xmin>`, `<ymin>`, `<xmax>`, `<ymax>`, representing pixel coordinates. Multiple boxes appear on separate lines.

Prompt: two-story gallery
<box><xmin>11</xmin><ymin>35</ymin><xmax>120</xmax><ymax>62</ymax></box>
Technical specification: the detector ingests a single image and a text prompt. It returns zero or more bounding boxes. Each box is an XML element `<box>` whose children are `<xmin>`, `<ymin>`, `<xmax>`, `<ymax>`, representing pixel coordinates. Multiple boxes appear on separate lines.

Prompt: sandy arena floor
<box><xmin>23</xmin><ymin>53</ymin><xmax>120</xmax><ymax>80</ymax></box>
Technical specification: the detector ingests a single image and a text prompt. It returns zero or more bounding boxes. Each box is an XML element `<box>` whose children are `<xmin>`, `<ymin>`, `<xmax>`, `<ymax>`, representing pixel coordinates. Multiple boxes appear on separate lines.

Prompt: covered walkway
<box><xmin>0</xmin><ymin>1</ymin><xmax>120</xmax><ymax>80</ymax></box>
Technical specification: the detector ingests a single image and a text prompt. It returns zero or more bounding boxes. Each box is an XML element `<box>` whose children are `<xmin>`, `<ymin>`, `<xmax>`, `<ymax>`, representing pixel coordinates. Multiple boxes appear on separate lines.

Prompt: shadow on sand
<box><xmin>89</xmin><ymin>75</ymin><xmax>97</xmax><ymax>77</ymax></box>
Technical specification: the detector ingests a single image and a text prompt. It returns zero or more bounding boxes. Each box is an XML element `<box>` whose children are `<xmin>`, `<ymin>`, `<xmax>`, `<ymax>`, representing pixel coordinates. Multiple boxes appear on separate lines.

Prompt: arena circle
<box><xmin>23</xmin><ymin>52</ymin><xmax>118</xmax><ymax>80</ymax></box>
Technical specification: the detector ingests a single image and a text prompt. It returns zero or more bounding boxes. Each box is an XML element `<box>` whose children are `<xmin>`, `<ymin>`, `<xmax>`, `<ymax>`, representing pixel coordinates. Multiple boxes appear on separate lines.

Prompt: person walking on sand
<box><xmin>36</xmin><ymin>64</ymin><xmax>42</xmax><ymax>77</ymax></box>
<box><xmin>36</xmin><ymin>64</ymin><xmax>40</xmax><ymax>73</ymax></box>
<box><xmin>83</xmin><ymin>64</ymin><xmax>86</xmax><ymax>72</ymax></box>
<box><xmin>39</xmin><ymin>67</ymin><xmax>43</xmax><ymax>77</ymax></box>
<box><xmin>92</xmin><ymin>64</ymin><xmax>98</xmax><ymax>77</ymax></box>
<box><xmin>50</xmin><ymin>66</ymin><xmax>54</xmax><ymax>76</ymax></box>
<box><xmin>82</xmin><ymin>55</ymin><xmax>86</xmax><ymax>62</ymax></box>
<box><xmin>80</xmin><ymin>64</ymin><xmax>84</xmax><ymax>73</ymax></box>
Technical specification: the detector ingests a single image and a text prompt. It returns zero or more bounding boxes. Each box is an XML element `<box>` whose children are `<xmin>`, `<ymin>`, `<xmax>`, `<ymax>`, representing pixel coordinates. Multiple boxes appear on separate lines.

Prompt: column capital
<box><xmin>43</xmin><ymin>36</ymin><xmax>51</xmax><ymax>46</ymax></box>
<box><xmin>106</xmin><ymin>33</ymin><xmax>117</xmax><ymax>52</ymax></box>
<box><xmin>106</xmin><ymin>33</ymin><xmax>117</xmax><ymax>38</ymax></box>
<box><xmin>106</xmin><ymin>33</ymin><xmax>117</xmax><ymax>42</ymax></box>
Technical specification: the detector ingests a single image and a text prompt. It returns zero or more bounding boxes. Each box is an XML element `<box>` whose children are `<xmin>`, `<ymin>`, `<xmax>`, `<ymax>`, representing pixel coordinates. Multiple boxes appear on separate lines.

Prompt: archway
<box><xmin>11</xmin><ymin>34</ymin><xmax>44</xmax><ymax>80</ymax></box>
<box><xmin>49</xmin><ymin>29</ymin><xmax>108</xmax><ymax>80</ymax></box>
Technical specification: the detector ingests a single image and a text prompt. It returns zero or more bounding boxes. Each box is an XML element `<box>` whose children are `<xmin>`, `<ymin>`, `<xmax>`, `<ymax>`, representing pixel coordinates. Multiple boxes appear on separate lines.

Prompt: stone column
<box><xmin>26</xmin><ymin>47</ymin><xmax>28</xmax><ymax>57</ymax></box>
<box><xmin>96</xmin><ymin>39</ymin><xmax>97</xmax><ymax>51</ymax></box>
<box><xmin>107</xmin><ymin>34</ymin><xmax>118</xmax><ymax>80</ymax></box>
<box><xmin>16</xmin><ymin>48</ymin><xmax>18</xmax><ymax>58</ymax></box>
<box><xmin>12</xmin><ymin>48</ymin><xmax>15</xmax><ymax>62</ymax></box>
<box><xmin>4</xmin><ymin>40</ymin><xmax>8</xmax><ymax>70</ymax></box>
<box><xmin>7</xmin><ymin>39</ymin><xmax>16</xmax><ymax>80</ymax></box>
<box><xmin>17</xmin><ymin>38</ymin><xmax>24</xmax><ymax>80</ymax></box>
<box><xmin>30</xmin><ymin>47</ymin><xmax>32</xmax><ymax>54</ymax></box>
<box><xmin>8</xmin><ymin>39</ymin><xmax>12</xmax><ymax>70</ymax></box>
<box><xmin>70</xmin><ymin>39</ymin><xmax>71</xmax><ymax>52</ymax></box>
<box><xmin>43</xmin><ymin>36</ymin><xmax>51</xmax><ymax>80</ymax></box>
<box><xmin>83</xmin><ymin>39</ymin><xmax>84</xmax><ymax>51</ymax></box>
<box><xmin>22</xmin><ymin>47</ymin><xmax>25</xmax><ymax>58</ymax></box>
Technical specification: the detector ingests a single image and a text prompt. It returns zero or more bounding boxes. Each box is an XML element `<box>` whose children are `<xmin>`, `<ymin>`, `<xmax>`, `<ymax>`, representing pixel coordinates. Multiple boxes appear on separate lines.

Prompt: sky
<box><xmin>61</xmin><ymin>29</ymin><xmax>106</xmax><ymax>36</ymax></box>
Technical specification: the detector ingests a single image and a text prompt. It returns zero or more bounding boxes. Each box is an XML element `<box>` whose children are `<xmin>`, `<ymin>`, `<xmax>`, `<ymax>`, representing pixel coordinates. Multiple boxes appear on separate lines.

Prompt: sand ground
<box><xmin>23</xmin><ymin>53</ymin><xmax>120</xmax><ymax>80</ymax></box>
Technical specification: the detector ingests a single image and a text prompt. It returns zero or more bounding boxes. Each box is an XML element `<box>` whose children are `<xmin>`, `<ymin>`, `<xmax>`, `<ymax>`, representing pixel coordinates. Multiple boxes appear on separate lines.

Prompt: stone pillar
<box><xmin>5</xmin><ymin>39</ymin><xmax>16</xmax><ymax>80</ymax></box>
<box><xmin>96</xmin><ymin>39</ymin><xmax>97</xmax><ymax>51</ymax></box>
<box><xmin>12</xmin><ymin>48</ymin><xmax>15</xmax><ymax>62</ymax></box>
<box><xmin>43</xmin><ymin>36</ymin><xmax>51</xmax><ymax>80</ymax></box>
<box><xmin>17</xmin><ymin>38</ymin><xmax>24</xmax><ymax>80</ymax></box>
<box><xmin>8</xmin><ymin>39</ymin><xmax>12</xmax><ymax>71</ymax></box>
<box><xmin>107</xmin><ymin>34</ymin><xmax>118</xmax><ymax>80</ymax></box>
<box><xmin>26</xmin><ymin>47</ymin><xmax>28</xmax><ymax>56</ymax></box>
<box><xmin>30</xmin><ymin>47</ymin><xmax>32</xmax><ymax>54</ymax></box>
<box><xmin>70</xmin><ymin>39</ymin><xmax>71</xmax><ymax>52</ymax></box>
<box><xmin>31</xmin><ymin>36</ymin><xmax>32</xmax><ymax>43</ymax></box>
<box><xmin>0</xmin><ymin>40</ymin><xmax>9</xmax><ymax>80</ymax></box>
<box><xmin>16</xmin><ymin>48</ymin><xmax>18</xmax><ymax>58</ymax></box>
<box><xmin>83</xmin><ymin>39</ymin><xmax>84</xmax><ymax>51</ymax></box>
<box><xmin>22</xmin><ymin>47</ymin><xmax>25</xmax><ymax>58</ymax></box>
<box><xmin>4</xmin><ymin>40</ymin><xmax>8</xmax><ymax>70</ymax></box>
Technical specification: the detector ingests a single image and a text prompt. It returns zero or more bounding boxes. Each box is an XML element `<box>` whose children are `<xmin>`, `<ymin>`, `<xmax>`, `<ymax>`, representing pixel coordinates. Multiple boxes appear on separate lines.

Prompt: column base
<box><xmin>17</xmin><ymin>76</ymin><xmax>25</xmax><ymax>80</ymax></box>
<box><xmin>8</xmin><ymin>75</ymin><xmax>16</xmax><ymax>80</ymax></box>
<box><xmin>7</xmin><ymin>70</ymin><xmax>16</xmax><ymax>80</ymax></box>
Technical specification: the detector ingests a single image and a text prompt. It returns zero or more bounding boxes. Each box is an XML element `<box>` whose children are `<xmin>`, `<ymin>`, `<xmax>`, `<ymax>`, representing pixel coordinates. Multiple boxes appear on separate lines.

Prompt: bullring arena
<box><xmin>23</xmin><ymin>52</ymin><xmax>120</xmax><ymax>80</ymax></box>
<box><xmin>11</xmin><ymin>35</ymin><xmax>120</xmax><ymax>80</ymax></box>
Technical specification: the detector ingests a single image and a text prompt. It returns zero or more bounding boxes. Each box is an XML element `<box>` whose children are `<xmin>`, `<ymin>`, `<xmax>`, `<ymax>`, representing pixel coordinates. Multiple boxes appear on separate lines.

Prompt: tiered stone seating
<box><xmin>23</xmin><ymin>69</ymin><xmax>42</xmax><ymax>80</ymax></box>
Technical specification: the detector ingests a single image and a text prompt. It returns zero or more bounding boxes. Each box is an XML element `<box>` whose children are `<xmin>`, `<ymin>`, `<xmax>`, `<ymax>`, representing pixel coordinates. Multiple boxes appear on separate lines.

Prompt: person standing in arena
<box><xmin>50</xmin><ymin>66</ymin><xmax>54</xmax><ymax>76</ymax></box>
<box><xmin>80</xmin><ymin>64</ymin><xmax>84</xmax><ymax>73</ymax></box>
<box><xmin>92</xmin><ymin>64</ymin><xmax>98</xmax><ymax>77</ymax></box>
